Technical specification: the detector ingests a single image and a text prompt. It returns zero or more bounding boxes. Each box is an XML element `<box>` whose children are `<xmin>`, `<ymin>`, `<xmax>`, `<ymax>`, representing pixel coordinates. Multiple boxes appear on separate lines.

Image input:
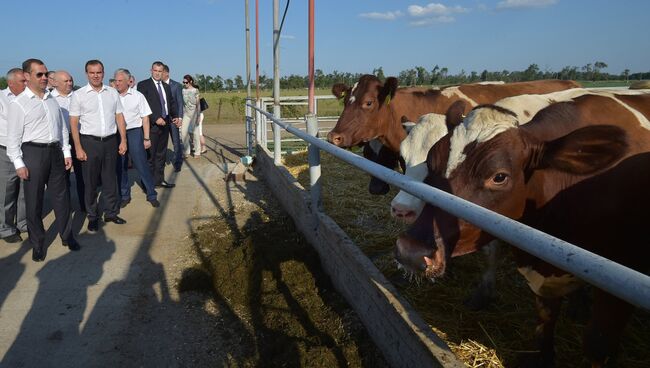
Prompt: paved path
<box><xmin>0</xmin><ymin>124</ymin><xmax>248</xmax><ymax>367</ymax></box>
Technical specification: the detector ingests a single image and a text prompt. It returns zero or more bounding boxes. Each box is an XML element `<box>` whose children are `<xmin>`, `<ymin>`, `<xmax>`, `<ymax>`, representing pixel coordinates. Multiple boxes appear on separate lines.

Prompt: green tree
<box><xmin>0</xmin><ymin>77</ymin><xmax>6</xmax><ymax>89</ymax></box>
<box><xmin>234</xmin><ymin>75</ymin><xmax>244</xmax><ymax>90</ymax></box>
<box><xmin>593</xmin><ymin>61</ymin><xmax>608</xmax><ymax>81</ymax></box>
<box><xmin>372</xmin><ymin>67</ymin><xmax>385</xmax><ymax>81</ymax></box>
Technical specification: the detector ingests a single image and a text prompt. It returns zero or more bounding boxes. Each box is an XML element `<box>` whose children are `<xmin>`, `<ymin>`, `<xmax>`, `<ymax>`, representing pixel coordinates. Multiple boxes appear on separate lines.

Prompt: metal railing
<box><xmin>247</xmin><ymin>103</ymin><xmax>650</xmax><ymax>311</ymax></box>
<box><xmin>254</xmin><ymin>95</ymin><xmax>338</xmax><ymax>152</ymax></box>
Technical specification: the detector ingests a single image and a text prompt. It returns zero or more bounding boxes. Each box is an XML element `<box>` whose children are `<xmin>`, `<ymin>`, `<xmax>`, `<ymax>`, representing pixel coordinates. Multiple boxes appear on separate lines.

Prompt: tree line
<box><xmin>2</xmin><ymin>62</ymin><xmax>648</xmax><ymax>91</ymax></box>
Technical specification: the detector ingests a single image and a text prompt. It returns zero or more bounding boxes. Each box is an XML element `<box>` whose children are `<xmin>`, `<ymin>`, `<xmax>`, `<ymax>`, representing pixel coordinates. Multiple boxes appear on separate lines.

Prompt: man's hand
<box><xmin>144</xmin><ymin>139</ymin><xmax>151</xmax><ymax>149</ymax></box>
<box><xmin>76</xmin><ymin>146</ymin><xmax>88</xmax><ymax>161</ymax></box>
<box><xmin>118</xmin><ymin>141</ymin><xmax>127</xmax><ymax>155</ymax></box>
<box><xmin>173</xmin><ymin>118</ymin><xmax>182</xmax><ymax>127</ymax></box>
<box><xmin>64</xmin><ymin>158</ymin><xmax>72</xmax><ymax>170</ymax></box>
<box><xmin>156</xmin><ymin>117</ymin><xmax>166</xmax><ymax>126</ymax></box>
<box><xmin>16</xmin><ymin>167</ymin><xmax>29</xmax><ymax>180</ymax></box>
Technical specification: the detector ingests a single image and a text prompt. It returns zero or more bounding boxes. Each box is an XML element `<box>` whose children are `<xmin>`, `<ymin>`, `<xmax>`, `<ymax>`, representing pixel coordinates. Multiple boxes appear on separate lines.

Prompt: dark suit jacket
<box><xmin>168</xmin><ymin>79</ymin><xmax>184</xmax><ymax>118</ymax></box>
<box><xmin>137</xmin><ymin>78</ymin><xmax>178</xmax><ymax>125</ymax></box>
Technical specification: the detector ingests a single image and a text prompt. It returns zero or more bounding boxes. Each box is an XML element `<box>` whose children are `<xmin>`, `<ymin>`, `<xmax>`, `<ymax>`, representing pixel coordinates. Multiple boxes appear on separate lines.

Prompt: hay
<box><xmin>282</xmin><ymin>150</ymin><xmax>650</xmax><ymax>367</ymax></box>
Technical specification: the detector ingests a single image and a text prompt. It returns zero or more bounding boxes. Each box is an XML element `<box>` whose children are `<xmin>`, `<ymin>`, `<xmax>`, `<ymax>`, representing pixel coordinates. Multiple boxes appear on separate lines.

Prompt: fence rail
<box><xmin>248</xmin><ymin>103</ymin><xmax>650</xmax><ymax>311</ymax></box>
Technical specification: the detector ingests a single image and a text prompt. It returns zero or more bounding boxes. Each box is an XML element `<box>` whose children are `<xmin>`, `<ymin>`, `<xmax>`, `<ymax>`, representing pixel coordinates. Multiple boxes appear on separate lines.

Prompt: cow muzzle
<box><xmin>395</xmin><ymin>234</ymin><xmax>447</xmax><ymax>283</ymax></box>
<box><xmin>327</xmin><ymin>131</ymin><xmax>346</xmax><ymax>147</ymax></box>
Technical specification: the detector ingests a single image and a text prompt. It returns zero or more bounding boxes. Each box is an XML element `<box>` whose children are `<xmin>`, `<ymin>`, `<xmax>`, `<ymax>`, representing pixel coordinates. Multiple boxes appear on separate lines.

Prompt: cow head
<box><xmin>327</xmin><ymin>75</ymin><xmax>399</xmax><ymax>148</ymax></box>
<box><xmin>391</xmin><ymin>113</ymin><xmax>448</xmax><ymax>222</ymax></box>
<box><xmin>396</xmin><ymin>103</ymin><xmax>629</xmax><ymax>281</ymax></box>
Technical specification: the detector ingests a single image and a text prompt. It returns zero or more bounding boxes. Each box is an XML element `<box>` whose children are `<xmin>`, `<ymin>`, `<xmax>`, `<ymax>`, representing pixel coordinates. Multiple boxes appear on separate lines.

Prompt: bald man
<box><xmin>52</xmin><ymin>71</ymin><xmax>85</xmax><ymax>212</ymax></box>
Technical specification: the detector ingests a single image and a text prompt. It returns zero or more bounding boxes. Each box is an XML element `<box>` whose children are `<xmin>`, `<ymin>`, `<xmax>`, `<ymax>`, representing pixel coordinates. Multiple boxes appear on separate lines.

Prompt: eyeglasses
<box><xmin>182</xmin><ymin>81</ymin><xmax>189</xmax><ymax>84</ymax></box>
<box><xmin>34</xmin><ymin>72</ymin><xmax>48</xmax><ymax>78</ymax></box>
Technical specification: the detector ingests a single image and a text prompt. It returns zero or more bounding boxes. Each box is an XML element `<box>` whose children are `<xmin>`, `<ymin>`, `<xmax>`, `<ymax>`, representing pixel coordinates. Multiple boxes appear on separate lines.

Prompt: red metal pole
<box><xmin>308</xmin><ymin>0</ymin><xmax>315</xmax><ymax>114</ymax></box>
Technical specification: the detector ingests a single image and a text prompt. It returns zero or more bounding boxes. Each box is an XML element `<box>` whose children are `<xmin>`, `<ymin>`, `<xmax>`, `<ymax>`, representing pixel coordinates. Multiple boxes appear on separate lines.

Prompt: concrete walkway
<box><xmin>0</xmin><ymin>124</ymin><xmax>248</xmax><ymax>367</ymax></box>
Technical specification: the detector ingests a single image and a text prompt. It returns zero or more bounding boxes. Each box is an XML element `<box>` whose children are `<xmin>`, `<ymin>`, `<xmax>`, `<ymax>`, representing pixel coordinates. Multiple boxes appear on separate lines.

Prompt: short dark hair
<box><xmin>47</xmin><ymin>70</ymin><xmax>56</xmax><ymax>77</ymax></box>
<box><xmin>85</xmin><ymin>59</ymin><xmax>104</xmax><ymax>72</ymax></box>
<box><xmin>22</xmin><ymin>58</ymin><xmax>45</xmax><ymax>73</ymax></box>
<box><xmin>162</xmin><ymin>64</ymin><xmax>169</xmax><ymax>73</ymax></box>
<box><xmin>152</xmin><ymin>61</ymin><xmax>164</xmax><ymax>69</ymax></box>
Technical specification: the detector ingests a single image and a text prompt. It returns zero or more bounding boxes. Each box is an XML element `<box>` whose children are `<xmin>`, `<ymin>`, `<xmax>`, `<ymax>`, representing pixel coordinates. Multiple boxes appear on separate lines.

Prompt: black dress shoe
<box><xmin>155</xmin><ymin>181</ymin><xmax>175</xmax><ymax>188</ymax></box>
<box><xmin>148</xmin><ymin>199</ymin><xmax>160</xmax><ymax>208</ymax></box>
<box><xmin>174</xmin><ymin>165</ymin><xmax>181</xmax><ymax>173</ymax></box>
<box><xmin>120</xmin><ymin>198</ymin><xmax>131</xmax><ymax>208</ymax></box>
<box><xmin>3</xmin><ymin>233</ymin><xmax>23</xmax><ymax>243</ymax></box>
<box><xmin>87</xmin><ymin>219</ymin><xmax>99</xmax><ymax>232</ymax></box>
<box><xmin>32</xmin><ymin>247</ymin><xmax>45</xmax><ymax>262</ymax></box>
<box><xmin>104</xmin><ymin>215</ymin><xmax>127</xmax><ymax>224</ymax></box>
<box><xmin>62</xmin><ymin>238</ymin><xmax>81</xmax><ymax>251</ymax></box>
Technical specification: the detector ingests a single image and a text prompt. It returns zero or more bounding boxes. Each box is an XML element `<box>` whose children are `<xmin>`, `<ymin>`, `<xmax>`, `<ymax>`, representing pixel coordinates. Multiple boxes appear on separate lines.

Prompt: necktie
<box><xmin>157</xmin><ymin>81</ymin><xmax>167</xmax><ymax>118</ymax></box>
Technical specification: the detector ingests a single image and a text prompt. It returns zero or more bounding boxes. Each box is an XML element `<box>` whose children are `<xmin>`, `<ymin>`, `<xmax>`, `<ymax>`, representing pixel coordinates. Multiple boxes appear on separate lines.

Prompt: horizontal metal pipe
<box><xmin>248</xmin><ymin>104</ymin><xmax>650</xmax><ymax>311</ymax></box>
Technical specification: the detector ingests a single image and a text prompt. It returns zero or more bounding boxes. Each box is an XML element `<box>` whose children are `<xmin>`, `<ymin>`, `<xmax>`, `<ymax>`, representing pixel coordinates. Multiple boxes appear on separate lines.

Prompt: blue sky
<box><xmin>1</xmin><ymin>0</ymin><xmax>648</xmax><ymax>85</ymax></box>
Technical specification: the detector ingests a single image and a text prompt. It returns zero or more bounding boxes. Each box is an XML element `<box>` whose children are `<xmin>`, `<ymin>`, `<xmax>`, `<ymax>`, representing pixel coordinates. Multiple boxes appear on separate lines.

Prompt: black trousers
<box><xmin>66</xmin><ymin>134</ymin><xmax>85</xmax><ymax>212</ymax></box>
<box><xmin>148</xmin><ymin>122</ymin><xmax>170</xmax><ymax>185</ymax></box>
<box><xmin>80</xmin><ymin>134</ymin><xmax>119</xmax><ymax>220</ymax></box>
<box><xmin>21</xmin><ymin>143</ymin><xmax>72</xmax><ymax>251</ymax></box>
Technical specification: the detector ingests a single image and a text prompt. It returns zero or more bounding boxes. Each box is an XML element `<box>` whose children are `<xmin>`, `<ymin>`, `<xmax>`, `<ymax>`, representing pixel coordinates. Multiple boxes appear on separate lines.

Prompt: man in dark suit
<box><xmin>162</xmin><ymin>64</ymin><xmax>184</xmax><ymax>172</ymax></box>
<box><xmin>137</xmin><ymin>61</ymin><xmax>178</xmax><ymax>188</ymax></box>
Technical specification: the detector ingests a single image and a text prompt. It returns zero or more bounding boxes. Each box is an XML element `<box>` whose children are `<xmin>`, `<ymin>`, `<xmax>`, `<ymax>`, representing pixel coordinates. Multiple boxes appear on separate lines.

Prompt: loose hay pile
<box><xmin>283</xmin><ymin>149</ymin><xmax>650</xmax><ymax>367</ymax></box>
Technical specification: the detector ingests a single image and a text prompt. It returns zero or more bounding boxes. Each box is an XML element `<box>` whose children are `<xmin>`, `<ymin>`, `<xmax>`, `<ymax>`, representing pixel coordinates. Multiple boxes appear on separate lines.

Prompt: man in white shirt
<box><xmin>52</xmin><ymin>70</ymin><xmax>85</xmax><ymax>213</ymax></box>
<box><xmin>0</xmin><ymin>68</ymin><xmax>28</xmax><ymax>243</ymax></box>
<box><xmin>113</xmin><ymin>68</ymin><xmax>159</xmax><ymax>208</ymax></box>
<box><xmin>69</xmin><ymin>59</ymin><xmax>128</xmax><ymax>232</ymax></box>
<box><xmin>7</xmin><ymin>59</ymin><xmax>79</xmax><ymax>261</ymax></box>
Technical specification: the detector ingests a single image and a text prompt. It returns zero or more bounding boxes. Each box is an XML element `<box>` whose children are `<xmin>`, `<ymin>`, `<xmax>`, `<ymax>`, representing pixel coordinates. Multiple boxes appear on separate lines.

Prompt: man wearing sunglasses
<box><xmin>0</xmin><ymin>68</ymin><xmax>28</xmax><ymax>244</ymax></box>
<box><xmin>69</xmin><ymin>59</ymin><xmax>128</xmax><ymax>233</ymax></box>
<box><xmin>6</xmin><ymin>59</ymin><xmax>80</xmax><ymax>261</ymax></box>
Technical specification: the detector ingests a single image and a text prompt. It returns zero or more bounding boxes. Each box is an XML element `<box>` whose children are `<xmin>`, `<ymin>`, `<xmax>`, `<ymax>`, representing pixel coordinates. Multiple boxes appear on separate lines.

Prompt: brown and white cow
<box><xmin>327</xmin><ymin>75</ymin><xmax>580</xmax><ymax>194</ymax></box>
<box><xmin>395</xmin><ymin>91</ymin><xmax>650</xmax><ymax>366</ymax></box>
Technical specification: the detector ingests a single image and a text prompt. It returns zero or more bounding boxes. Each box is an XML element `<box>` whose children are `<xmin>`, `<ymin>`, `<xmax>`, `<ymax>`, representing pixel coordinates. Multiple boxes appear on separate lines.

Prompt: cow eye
<box><xmin>492</xmin><ymin>172</ymin><xmax>509</xmax><ymax>185</ymax></box>
<box><xmin>365</xmin><ymin>100</ymin><xmax>373</xmax><ymax>107</ymax></box>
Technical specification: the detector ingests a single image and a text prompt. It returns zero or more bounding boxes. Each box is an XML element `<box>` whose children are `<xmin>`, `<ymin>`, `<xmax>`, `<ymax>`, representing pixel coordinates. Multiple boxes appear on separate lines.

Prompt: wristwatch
<box><xmin>144</xmin><ymin>138</ymin><xmax>151</xmax><ymax>141</ymax></box>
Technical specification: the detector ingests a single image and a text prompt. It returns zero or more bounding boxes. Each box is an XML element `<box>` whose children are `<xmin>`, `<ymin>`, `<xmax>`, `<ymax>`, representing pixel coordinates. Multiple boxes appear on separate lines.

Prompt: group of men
<box><xmin>0</xmin><ymin>58</ymin><xmax>187</xmax><ymax>262</ymax></box>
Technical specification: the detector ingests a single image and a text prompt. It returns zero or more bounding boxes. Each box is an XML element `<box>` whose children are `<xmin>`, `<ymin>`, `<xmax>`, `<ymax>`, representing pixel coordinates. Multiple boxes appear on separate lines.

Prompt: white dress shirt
<box><xmin>119</xmin><ymin>87</ymin><xmax>152</xmax><ymax>130</ymax></box>
<box><xmin>151</xmin><ymin>78</ymin><xmax>168</xmax><ymax>114</ymax></box>
<box><xmin>2</xmin><ymin>88</ymin><xmax>19</xmax><ymax>101</ymax></box>
<box><xmin>0</xmin><ymin>92</ymin><xmax>12</xmax><ymax>147</ymax></box>
<box><xmin>51</xmin><ymin>89</ymin><xmax>73</xmax><ymax>132</ymax></box>
<box><xmin>69</xmin><ymin>84</ymin><xmax>124</xmax><ymax>137</ymax></box>
<box><xmin>6</xmin><ymin>88</ymin><xmax>71</xmax><ymax>170</ymax></box>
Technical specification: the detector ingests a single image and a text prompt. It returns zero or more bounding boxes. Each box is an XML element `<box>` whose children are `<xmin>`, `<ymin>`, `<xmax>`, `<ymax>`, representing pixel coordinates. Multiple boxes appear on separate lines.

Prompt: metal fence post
<box><xmin>306</xmin><ymin>113</ymin><xmax>322</xmax><ymax>212</ymax></box>
<box><xmin>255</xmin><ymin>99</ymin><xmax>262</xmax><ymax>146</ymax></box>
<box><xmin>245</xmin><ymin>97</ymin><xmax>253</xmax><ymax>156</ymax></box>
<box><xmin>273</xmin><ymin>107</ymin><xmax>282</xmax><ymax>165</ymax></box>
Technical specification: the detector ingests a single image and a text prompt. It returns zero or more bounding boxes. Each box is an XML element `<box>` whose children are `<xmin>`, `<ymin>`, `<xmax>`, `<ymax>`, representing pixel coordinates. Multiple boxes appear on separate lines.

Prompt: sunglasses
<box><xmin>182</xmin><ymin>81</ymin><xmax>189</xmax><ymax>84</ymax></box>
<box><xmin>34</xmin><ymin>72</ymin><xmax>48</xmax><ymax>78</ymax></box>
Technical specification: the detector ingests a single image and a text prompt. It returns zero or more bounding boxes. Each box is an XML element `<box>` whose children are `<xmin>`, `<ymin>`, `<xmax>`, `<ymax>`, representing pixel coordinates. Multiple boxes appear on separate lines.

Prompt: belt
<box><xmin>126</xmin><ymin>127</ymin><xmax>143</xmax><ymax>131</ymax></box>
<box><xmin>80</xmin><ymin>133</ymin><xmax>116</xmax><ymax>142</ymax></box>
<box><xmin>23</xmin><ymin>141</ymin><xmax>60</xmax><ymax>148</ymax></box>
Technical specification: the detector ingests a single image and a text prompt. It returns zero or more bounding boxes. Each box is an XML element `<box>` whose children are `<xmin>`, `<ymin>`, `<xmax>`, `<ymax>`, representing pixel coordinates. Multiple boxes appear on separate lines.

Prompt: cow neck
<box><xmin>380</xmin><ymin>101</ymin><xmax>406</xmax><ymax>153</ymax></box>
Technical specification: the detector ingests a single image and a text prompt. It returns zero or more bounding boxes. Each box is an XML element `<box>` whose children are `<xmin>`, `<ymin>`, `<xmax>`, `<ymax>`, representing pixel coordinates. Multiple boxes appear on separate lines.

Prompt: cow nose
<box><xmin>327</xmin><ymin>132</ymin><xmax>344</xmax><ymax>146</ymax></box>
<box><xmin>391</xmin><ymin>205</ymin><xmax>416</xmax><ymax>223</ymax></box>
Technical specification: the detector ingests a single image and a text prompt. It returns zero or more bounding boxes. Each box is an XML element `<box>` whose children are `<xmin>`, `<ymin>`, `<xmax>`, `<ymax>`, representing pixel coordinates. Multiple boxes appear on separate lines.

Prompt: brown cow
<box><xmin>395</xmin><ymin>91</ymin><xmax>650</xmax><ymax>366</ymax></box>
<box><xmin>327</xmin><ymin>75</ymin><xmax>580</xmax><ymax>194</ymax></box>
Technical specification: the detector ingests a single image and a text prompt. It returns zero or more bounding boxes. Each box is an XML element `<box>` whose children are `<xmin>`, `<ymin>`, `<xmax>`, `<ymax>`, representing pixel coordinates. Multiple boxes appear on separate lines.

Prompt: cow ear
<box><xmin>538</xmin><ymin>125</ymin><xmax>628</xmax><ymax>175</ymax></box>
<box><xmin>379</xmin><ymin>77</ymin><xmax>399</xmax><ymax>105</ymax></box>
<box><xmin>445</xmin><ymin>100</ymin><xmax>467</xmax><ymax>130</ymax></box>
<box><xmin>401</xmin><ymin>116</ymin><xmax>416</xmax><ymax>134</ymax></box>
<box><xmin>332</xmin><ymin>83</ymin><xmax>348</xmax><ymax>99</ymax></box>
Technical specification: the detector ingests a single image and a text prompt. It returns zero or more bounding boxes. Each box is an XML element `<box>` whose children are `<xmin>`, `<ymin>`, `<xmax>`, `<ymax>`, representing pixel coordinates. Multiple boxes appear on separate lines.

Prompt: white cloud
<box><xmin>407</xmin><ymin>3</ymin><xmax>469</xmax><ymax>17</ymax></box>
<box><xmin>359</xmin><ymin>11</ymin><xmax>404</xmax><ymax>21</ymax></box>
<box><xmin>410</xmin><ymin>16</ymin><xmax>456</xmax><ymax>26</ymax></box>
<box><xmin>496</xmin><ymin>0</ymin><xmax>558</xmax><ymax>10</ymax></box>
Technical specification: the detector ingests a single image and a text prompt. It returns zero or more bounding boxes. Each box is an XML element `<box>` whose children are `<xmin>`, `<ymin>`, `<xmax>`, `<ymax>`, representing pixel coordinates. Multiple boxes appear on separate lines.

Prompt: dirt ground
<box><xmin>0</xmin><ymin>123</ymin><xmax>388</xmax><ymax>367</ymax></box>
